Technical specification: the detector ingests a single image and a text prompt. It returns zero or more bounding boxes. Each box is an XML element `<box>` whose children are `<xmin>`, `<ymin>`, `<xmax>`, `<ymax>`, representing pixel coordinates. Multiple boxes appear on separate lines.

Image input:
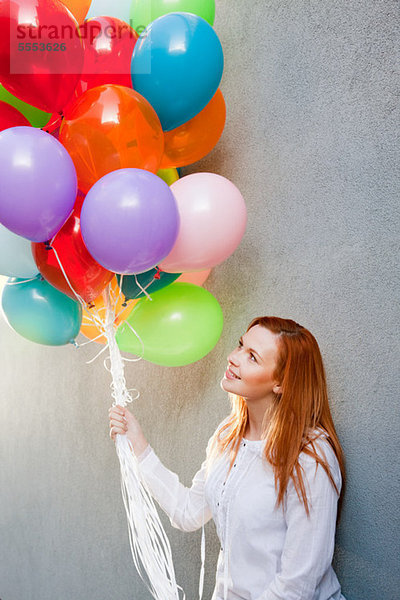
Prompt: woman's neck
<box><xmin>244</xmin><ymin>394</ymin><xmax>275</xmax><ymax>440</ymax></box>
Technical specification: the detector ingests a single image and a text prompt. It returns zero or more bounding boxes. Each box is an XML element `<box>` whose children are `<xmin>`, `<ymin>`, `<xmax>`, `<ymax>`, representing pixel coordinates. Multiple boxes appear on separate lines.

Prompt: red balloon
<box><xmin>0</xmin><ymin>0</ymin><xmax>85</xmax><ymax>113</ymax></box>
<box><xmin>80</xmin><ymin>17</ymin><xmax>138</xmax><ymax>91</ymax></box>
<box><xmin>0</xmin><ymin>101</ymin><xmax>30</xmax><ymax>131</ymax></box>
<box><xmin>64</xmin><ymin>17</ymin><xmax>138</xmax><ymax>113</ymax></box>
<box><xmin>31</xmin><ymin>194</ymin><xmax>114</xmax><ymax>303</ymax></box>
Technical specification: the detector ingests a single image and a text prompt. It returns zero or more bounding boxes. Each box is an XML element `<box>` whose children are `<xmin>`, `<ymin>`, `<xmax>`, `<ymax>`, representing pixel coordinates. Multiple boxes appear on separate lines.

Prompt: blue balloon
<box><xmin>1</xmin><ymin>275</ymin><xmax>82</xmax><ymax>346</ymax></box>
<box><xmin>131</xmin><ymin>12</ymin><xmax>224</xmax><ymax>131</ymax></box>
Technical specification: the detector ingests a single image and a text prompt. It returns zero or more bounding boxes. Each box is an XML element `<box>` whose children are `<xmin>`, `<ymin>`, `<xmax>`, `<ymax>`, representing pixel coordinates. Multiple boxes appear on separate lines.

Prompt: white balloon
<box><xmin>86</xmin><ymin>0</ymin><xmax>132</xmax><ymax>22</ymax></box>
<box><xmin>0</xmin><ymin>223</ymin><xmax>39</xmax><ymax>278</ymax></box>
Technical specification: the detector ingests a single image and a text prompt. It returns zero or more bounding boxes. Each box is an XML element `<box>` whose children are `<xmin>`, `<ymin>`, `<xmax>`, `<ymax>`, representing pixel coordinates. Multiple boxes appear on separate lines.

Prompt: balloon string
<box><xmin>103</xmin><ymin>289</ymin><xmax>184</xmax><ymax>599</ymax></box>
<box><xmin>86</xmin><ymin>342</ymin><xmax>110</xmax><ymax>364</ymax></box>
<box><xmin>49</xmin><ymin>241</ymin><xmax>87</xmax><ymax>309</ymax></box>
<box><xmin>126</xmin><ymin>388</ymin><xmax>140</xmax><ymax>400</ymax></box>
<box><xmin>75</xmin><ymin>332</ymin><xmax>106</xmax><ymax>347</ymax></box>
<box><xmin>44</xmin><ymin>237</ymin><xmax>147</xmax><ymax>364</ymax></box>
<box><xmin>124</xmin><ymin>320</ymin><xmax>145</xmax><ymax>358</ymax></box>
<box><xmin>83</xmin><ymin>304</ymin><xmax>106</xmax><ymax>330</ymax></box>
<box><xmin>5</xmin><ymin>276</ymin><xmax>39</xmax><ymax>285</ymax></box>
<box><xmin>48</xmin><ymin>244</ymin><xmax>116</xmax><ymax>360</ymax></box>
<box><xmin>103</xmin><ymin>287</ymin><xmax>140</xmax><ymax>408</ymax></box>
<box><xmin>122</xmin><ymin>355</ymin><xmax>143</xmax><ymax>363</ymax></box>
<box><xmin>113</xmin><ymin>299</ymin><xmax>136</xmax><ymax>324</ymax></box>
<box><xmin>50</xmin><ymin>244</ymin><xmax>112</xmax><ymax>356</ymax></box>
<box><xmin>114</xmin><ymin>273</ymin><xmax>125</xmax><ymax>310</ymax></box>
<box><xmin>134</xmin><ymin>274</ymin><xmax>154</xmax><ymax>301</ymax></box>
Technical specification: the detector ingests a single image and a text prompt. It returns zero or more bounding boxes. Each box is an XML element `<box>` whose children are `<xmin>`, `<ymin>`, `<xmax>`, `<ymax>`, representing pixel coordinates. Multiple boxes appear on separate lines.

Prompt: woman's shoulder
<box><xmin>299</xmin><ymin>427</ymin><xmax>342</xmax><ymax>488</ymax></box>
<box><xmin>205</xmin><ymin>415</ymin><xmax>231</xmax><ymax>453</ymax></box>
<box><xmin>300</xmin><ymin>428</ymin><xmax>340</xmax><ymax>468</ymax></box>
<box><xmin>209</xmin><ymin>415</ymin><xmax>232</xmax><ymax>442</ymax></box>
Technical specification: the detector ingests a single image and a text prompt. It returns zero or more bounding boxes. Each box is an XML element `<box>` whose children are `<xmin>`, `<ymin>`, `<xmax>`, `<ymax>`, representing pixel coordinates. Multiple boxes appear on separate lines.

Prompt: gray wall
<box><xmin>1</xmin><ymin>1</ymin><xmax>399</xmax><ymax>599</ymax></box>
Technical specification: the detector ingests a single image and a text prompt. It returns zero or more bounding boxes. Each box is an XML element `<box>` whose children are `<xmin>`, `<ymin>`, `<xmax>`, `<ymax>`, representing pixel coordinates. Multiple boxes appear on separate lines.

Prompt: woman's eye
<box><xmin>238</xmin><ymin>340</ymin><xmax>256</xmax><ymax>362</ymax></box>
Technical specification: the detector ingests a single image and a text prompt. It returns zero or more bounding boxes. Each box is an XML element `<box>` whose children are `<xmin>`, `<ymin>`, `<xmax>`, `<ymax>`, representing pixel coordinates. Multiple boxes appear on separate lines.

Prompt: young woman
<box><xmin>109</xmin><ymin>316</ymin><xmax>347</xmax><ymax>600</ymax></box>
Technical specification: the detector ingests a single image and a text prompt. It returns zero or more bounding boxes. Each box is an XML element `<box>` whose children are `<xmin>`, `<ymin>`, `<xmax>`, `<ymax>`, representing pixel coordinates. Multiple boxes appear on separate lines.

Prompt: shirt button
<box><xmin>221</xmin><ymin>546</ymin><xmax>223</xmax><ymax>551</ymax></box>
<box><xmin>217</xmin><ymin>502</ymin><xmax>220</xmax><ymax>506</ymax></box>
<box><xmin>243</xmin><ymin>443</ymin><xmax>246</xmax><ymax>446</ymax></box>
<box><xmin>234</xmin><ymin>463</ymin><xmax>237</xmax><ymax>467</ymax></box>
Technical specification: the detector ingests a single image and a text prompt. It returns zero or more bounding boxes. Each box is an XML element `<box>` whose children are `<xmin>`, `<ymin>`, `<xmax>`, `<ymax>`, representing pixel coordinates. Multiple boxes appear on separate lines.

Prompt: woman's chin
<box><xmin>220</xmin><ymin>377</ymin><xmax>227</xmax><ymax>391</ymax></box>
<box><xmin>220</xmin><ymin>376</ymin><xmax>235</xmax><ymax>392</ymax></box>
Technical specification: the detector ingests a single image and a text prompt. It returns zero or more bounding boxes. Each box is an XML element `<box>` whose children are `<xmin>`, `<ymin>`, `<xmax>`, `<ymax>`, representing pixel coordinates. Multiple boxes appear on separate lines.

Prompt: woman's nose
<box><xmin>227</xmin><ymin>349</ymin><xmax>239</xmax><ymax>365</ymax></box>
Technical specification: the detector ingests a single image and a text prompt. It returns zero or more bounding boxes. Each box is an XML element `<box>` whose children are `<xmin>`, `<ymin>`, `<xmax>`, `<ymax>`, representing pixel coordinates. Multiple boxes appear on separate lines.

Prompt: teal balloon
<box><xmin>131</xmin><ymin>13</ymin><xmax>224</xmax><ymax>131</ymax></box>
<box><xmin>2</xmin><ymin>275</ymin><xmax>82</xmax><ymax>346</ymax></box>
<box><xmin>116</xmin><ymin>268</ymin><xmax>181</xmax><ymax>300</ymax></box>
<box><xmin>116</xmin><ymin>282</ymin><xmax>223</xmax><ymax>366</ymax></box>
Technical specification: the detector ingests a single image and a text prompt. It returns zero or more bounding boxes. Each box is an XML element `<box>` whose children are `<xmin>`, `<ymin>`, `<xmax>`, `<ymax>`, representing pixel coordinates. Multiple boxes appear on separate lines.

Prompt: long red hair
<box><xmin>209</xmin><ymin>317</ymin><xmax>346</xmax><ymax>519</ymax></box>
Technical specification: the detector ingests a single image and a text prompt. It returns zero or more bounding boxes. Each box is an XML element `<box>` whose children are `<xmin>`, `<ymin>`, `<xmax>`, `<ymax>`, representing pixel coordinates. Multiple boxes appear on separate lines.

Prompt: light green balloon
<box><xmin>0</xmin><ymin>85</ymin><xmax>51</xmax><ymax>128</ymax></box>
<box><xmin>116</xmin><ymin>281</ymin><xmax>223</xmax><ymax>366</ymax></box>
<box><xmin>130</xmin><ymin>0</ymin><xmax>216</xmax><ymax>34</ymax></box>
<box><xmin>157</xmin><ymin>167</ymin><xmax>179</xmax><ymax>186</ymax></box>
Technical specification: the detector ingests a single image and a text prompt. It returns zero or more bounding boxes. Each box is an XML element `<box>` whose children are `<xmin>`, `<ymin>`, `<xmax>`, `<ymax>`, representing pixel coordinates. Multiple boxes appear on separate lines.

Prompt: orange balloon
<box><xmin>160</xmin><ymin>89</ymin><xmax>226</xmax><ymax>169</ymax></box>
<box><xmin>177</xmin><ymin>269</ymin><xmax>211</xmax><ymax>286</ymax></box>
<box><xmin>60</xmin><ymin>84</ymin><xmax>164</xmax><ymax>193</ymax></box>
<box><xmin>60</xmin><ymin>0</ymin><xmax>91</xmax><ymax>23</ymax></box>
<box><xmin>80</xmin><ymin>277</ymin><xmax>138</xmax><ymax>344</ymax></box>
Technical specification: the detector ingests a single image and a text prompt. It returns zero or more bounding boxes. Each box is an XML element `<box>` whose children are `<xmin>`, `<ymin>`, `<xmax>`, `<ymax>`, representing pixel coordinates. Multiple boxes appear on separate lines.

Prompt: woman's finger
<box><xmin>110</xmin><ymin>413</ymin><xmax>126</xmax><ymax>424</ymax></box>
<box><xmin>109</xmin><ymin>423</ymin><xmax>127</xmax><ymax>434</ymax></box>
<box><xmin>109</xmin><ymin>415</ymin><xmax>126</xmax><ymax>426</ymax></box>
<box><xmin>109</xmin><ymin>417</ymin><xmax>127</xmax><ymax>427</ymax></box>
<box><xmin>109</xmin><ymin>424</ymin><xmax>126</xmax><ymax>437</ymax></box>
<box><xmin>109</xmin><ymin>406</ymin><xmax>125</xmax><ymax>416</ymax></box>
<box><xmin>109</xmin><ymin>410</ymin><xmax>123</xmax><ymax>418</ymax></box>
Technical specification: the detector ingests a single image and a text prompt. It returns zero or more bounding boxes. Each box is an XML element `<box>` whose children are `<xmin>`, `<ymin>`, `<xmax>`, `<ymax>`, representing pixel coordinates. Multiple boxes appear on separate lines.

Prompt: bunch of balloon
<box><xmin>0</xmin><ymin>1</ymin><xmax>247</xmax><ymax>599</ymax></box>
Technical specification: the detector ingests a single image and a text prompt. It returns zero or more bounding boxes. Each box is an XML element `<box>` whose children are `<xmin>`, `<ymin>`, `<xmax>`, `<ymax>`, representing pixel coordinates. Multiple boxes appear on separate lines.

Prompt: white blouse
<box><xmin>136</xmin><ymin>422</ymin><xmax>346</xmax><ymax>600</ymax></box>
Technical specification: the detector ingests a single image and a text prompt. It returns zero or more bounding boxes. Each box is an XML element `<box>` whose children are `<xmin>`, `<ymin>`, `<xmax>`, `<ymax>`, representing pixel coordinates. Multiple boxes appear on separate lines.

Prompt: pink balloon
<box><xmin>177</xmin><ymin>269</ymin><xmax>211</xmax><ymax>285</ymax></box>
<box><xmin>159</xmin><ymin>173</ymin><xmax>247</xmax><ymax>273</ymax></box>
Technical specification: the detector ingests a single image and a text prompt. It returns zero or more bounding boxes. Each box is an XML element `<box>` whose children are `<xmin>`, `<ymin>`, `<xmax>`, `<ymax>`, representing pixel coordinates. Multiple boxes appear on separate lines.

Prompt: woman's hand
<box><xmin>108</xmin><ymin>405</ymin><xmax>149</xmax><ymax>457</ymax></box>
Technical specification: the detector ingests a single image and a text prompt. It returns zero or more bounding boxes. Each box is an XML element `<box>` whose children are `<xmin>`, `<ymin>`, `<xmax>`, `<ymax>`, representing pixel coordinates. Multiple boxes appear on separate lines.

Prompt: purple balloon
<box><xmin>0</xmin><ymin>127</ymin><xmax>77</xmax><ymax>242</ymax></box>
<box><xmin>80</xmin><ymin>168</ymin><xmax>180</xmax><ymax>275</ymax></box>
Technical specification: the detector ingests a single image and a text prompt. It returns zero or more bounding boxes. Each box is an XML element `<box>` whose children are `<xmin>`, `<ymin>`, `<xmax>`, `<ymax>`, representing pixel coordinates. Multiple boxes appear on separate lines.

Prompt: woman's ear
<box><xmin>272</xmin><ymin>383</ymin><xmax>282</xmax><ymax>395</ymax></box>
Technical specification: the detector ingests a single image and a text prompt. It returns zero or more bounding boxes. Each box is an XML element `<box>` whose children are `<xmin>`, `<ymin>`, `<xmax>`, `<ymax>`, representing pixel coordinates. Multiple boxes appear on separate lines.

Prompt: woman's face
<box><xmin>220</xmin><ymin>324</ymin><xmax>281</xmax><ymax>401</ymax></box>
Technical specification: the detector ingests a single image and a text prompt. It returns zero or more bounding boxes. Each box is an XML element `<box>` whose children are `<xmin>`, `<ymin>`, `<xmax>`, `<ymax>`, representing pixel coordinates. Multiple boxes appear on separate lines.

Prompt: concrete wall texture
<box><xmin>1</xmin><ymin>1</ymin><xmax>399</xmax><ymax>599</ymax></box>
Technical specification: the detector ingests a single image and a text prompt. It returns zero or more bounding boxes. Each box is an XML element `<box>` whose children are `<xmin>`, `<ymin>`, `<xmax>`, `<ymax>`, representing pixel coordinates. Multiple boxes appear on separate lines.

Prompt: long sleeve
<box><xmin>255</xmin><ymin>439</ymin><xmax>342</xmax><ymax>600</ymax></box>
<box><xmin>135</xmin><ymin>436</ymin><xmax>215</xmax><ymax>533</ymax></box>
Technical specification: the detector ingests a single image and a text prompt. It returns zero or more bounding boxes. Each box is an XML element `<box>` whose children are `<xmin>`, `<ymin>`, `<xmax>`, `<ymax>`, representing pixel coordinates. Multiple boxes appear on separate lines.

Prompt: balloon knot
<box><xmin>88</xmin><ymin>302</ymin><xmax>95</xmax><ymax>309</ymax></box>
<box><xmin>44</xmin><ymin>241</ymin><xmax>53</xmax><ymax>251</ymax></box>
<box><xmin>154</xmin><ymin>267</ymin><xmax>161</xmax><ymax>280</ymax></box>
<box><xmin>122</xmin><ymin>302</ymin><xmax>127</xmax><ymax>307</ymax></box>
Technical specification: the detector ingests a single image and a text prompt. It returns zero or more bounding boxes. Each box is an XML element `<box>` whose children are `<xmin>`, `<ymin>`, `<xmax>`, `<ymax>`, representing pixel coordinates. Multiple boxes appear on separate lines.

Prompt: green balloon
<box><xmin>0</xmin><ymin>85</ymin><xmax>51</xmax><ymax>128</ymax></box>
<box><xmin>157</xmin><ymin>167</ymin><xmax>179</xmax><ymax>186</ymax></box>
<box><xmin>130</xmin><ymin>0</ymin><xmax>216</xmax><ymax>34</ymax></box>
<box><xmin>116</xmin><ymin>282</ymin><xmax>223</xmax><ymax>366</ymax></box>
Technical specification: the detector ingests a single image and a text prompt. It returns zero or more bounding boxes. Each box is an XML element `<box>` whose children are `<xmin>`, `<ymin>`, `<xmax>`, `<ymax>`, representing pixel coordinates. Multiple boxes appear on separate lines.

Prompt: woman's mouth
<box><xmin>225</xmin><ymin>368</ymin><xmax>240</xmax><ymax>380</ymax></box>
